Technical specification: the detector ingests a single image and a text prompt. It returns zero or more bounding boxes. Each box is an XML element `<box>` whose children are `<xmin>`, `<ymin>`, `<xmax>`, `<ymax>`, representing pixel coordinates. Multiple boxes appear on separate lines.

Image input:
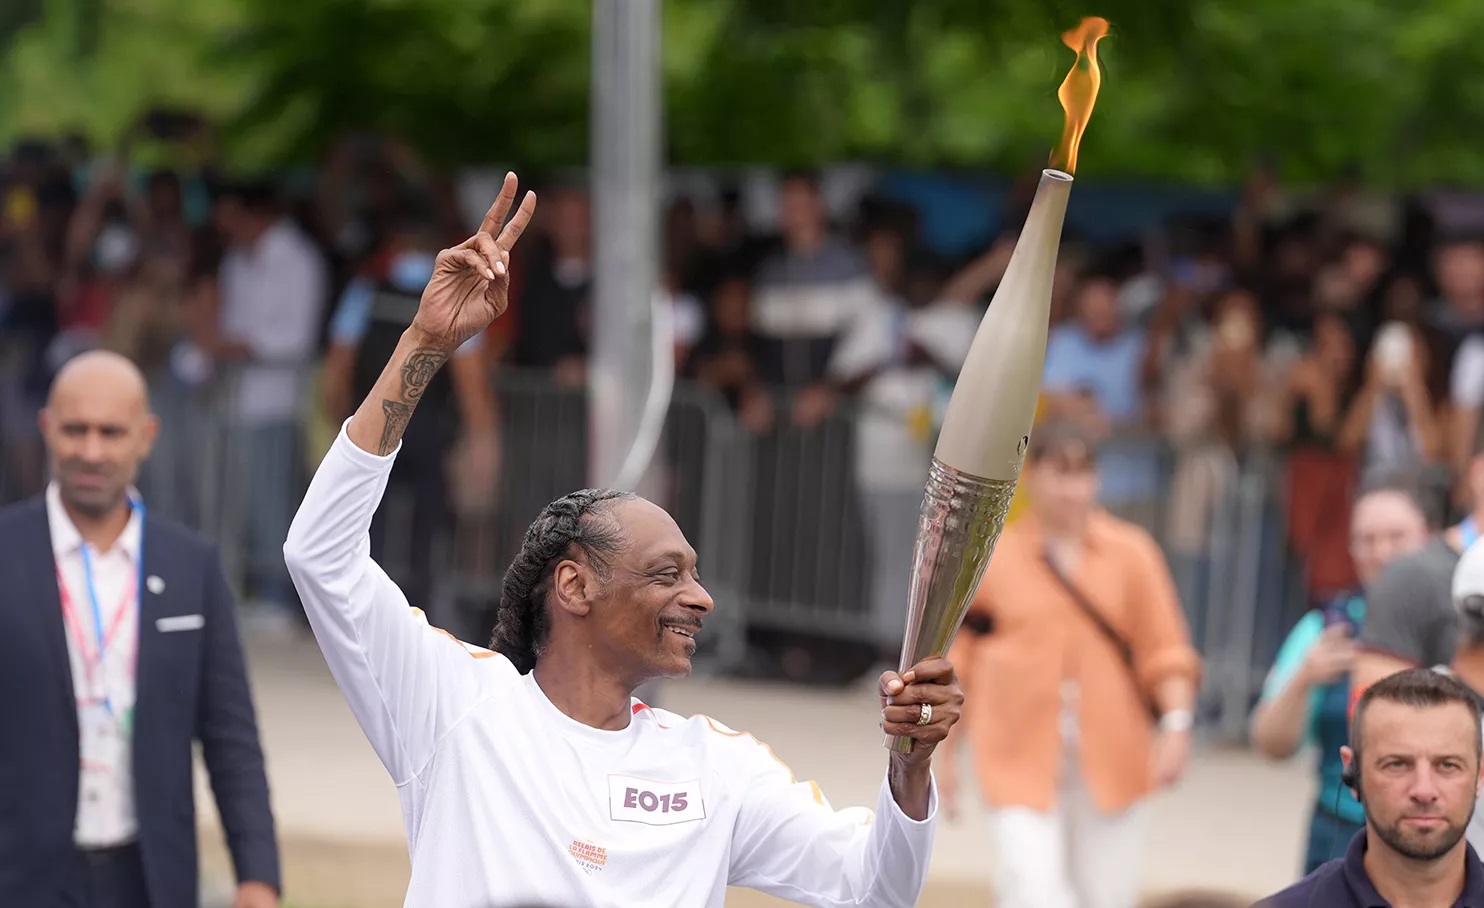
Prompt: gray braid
<box><xmin>490</xmin><ymin>489</ymin><xmax>636</xmax><ymax>673</ymax></box>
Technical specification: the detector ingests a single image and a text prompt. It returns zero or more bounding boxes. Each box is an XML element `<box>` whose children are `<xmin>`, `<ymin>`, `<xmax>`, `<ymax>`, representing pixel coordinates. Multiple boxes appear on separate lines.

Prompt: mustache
<box><xmin>61</xmin><ymin>460</ymin><xmax>113</xmax><ymax>475</ymax></box>
<box><xmin>661</xmin><ymin>616</ymin><xmax>704</xmax><ymax>631</ymax></box>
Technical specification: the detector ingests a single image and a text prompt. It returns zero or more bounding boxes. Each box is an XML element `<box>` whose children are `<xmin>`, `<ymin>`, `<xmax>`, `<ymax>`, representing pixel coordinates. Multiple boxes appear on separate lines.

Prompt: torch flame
<box><xmin>1049</xmin><ymin>16</ymin><xmax>1110</xmax><ymax>175</ymax></box>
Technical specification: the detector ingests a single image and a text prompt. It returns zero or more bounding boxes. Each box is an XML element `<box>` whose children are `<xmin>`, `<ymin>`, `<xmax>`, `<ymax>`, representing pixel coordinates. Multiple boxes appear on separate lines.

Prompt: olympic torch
<box><xmin>889</xmin><ymin>17</ymin><xmax>1110</xmax><ymax>753</ymax></box>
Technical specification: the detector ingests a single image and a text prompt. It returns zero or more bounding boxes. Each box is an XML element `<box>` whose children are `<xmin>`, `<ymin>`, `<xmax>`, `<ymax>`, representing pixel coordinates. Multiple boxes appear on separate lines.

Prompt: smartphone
<box><xmin>1322</xmin><ymin>598</ymin><xmax>1359</xmax><ymax>636</ymax></box>
<box><xmin>1373</xmin><ymin>321</ymin><xmax>1414</xmax><ymax>381</ymax></box>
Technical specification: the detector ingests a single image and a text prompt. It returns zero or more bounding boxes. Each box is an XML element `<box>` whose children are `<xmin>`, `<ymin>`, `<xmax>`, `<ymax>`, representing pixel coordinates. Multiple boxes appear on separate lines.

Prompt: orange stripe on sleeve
<box><xmin>701</xmin><ymin>716</ymin><xmax>825</xmax><ymax>804</ymax></box>
<box><xmin>411</xmin><ymin>607</ymin><xmax>499</xmax><ymax>659</ymax></box>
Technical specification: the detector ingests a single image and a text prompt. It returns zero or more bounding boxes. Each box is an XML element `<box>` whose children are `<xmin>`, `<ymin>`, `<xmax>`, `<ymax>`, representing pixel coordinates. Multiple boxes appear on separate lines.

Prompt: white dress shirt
<box><xmin>284</xmin><ymin>424</ymin><xmax>938</xmax><ymax>907</ymax></box>
<box><xmin>218</xmin><ymin>218</ymin><xmax>328</xmax><ymax>425</ymax></box>
<box><xmin>828</xmin><ymin>297</ymin><xmax>980</xmax><ymax>492</ymax></box>
<box><xmin>47</xmin><ymin>482</ymin><xmax>144</xmax><ymax>847</ymax></box>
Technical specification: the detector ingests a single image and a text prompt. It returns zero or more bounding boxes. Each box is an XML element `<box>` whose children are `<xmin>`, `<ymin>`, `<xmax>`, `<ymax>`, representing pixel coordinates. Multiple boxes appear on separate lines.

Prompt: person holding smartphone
<box><xmin>1249</xmin><ymin>466</ymin><xmax>1434</xmax><ymax>873</ymax></box>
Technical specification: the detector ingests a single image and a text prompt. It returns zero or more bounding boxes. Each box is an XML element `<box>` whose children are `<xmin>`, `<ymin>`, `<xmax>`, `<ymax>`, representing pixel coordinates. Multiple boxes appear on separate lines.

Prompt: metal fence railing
<box><xmin>0</xmin><ymin>355</ymin><xmax>1316</xmax><ymax>733</ymax></box>
<box><xmin>1159</xmin><ymin>439</ymin><xmax>1298</xmax><ymax>740</ymax></box>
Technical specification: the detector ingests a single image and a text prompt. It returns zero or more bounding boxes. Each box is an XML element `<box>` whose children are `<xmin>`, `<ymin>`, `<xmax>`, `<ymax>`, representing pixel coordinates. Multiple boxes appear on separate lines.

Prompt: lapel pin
<box><xmin>147</xmin><ymin>576</ymin><xmax>165</xmax><ymax>595</ymax></box>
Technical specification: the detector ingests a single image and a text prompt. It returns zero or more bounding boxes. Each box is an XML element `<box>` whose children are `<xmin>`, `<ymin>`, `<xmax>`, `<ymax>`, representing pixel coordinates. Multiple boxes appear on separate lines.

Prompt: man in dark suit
<box><xmin>0</xmin><ymin>350</ymin><xmax>280</xmax><ymax>907</ymax></box>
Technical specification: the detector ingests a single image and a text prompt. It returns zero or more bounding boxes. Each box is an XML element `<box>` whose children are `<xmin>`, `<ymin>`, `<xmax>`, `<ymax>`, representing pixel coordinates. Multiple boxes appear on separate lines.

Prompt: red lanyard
<box><xmin>56</xmin><ymin>562</ymin><xmax>137</xmax><ymax>710</ymax></box>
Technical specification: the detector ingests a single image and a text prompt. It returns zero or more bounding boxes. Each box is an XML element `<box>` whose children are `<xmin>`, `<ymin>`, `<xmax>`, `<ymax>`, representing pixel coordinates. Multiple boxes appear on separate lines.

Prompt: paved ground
<box><xmin>194</xmin><ymin>630</ymin><xmax>1316</xmax><ymax>907</ymax></box>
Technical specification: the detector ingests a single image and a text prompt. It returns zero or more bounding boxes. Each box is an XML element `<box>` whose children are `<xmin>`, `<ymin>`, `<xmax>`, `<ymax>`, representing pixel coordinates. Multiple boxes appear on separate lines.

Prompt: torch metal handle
<box><xmin>888</xmin><ymin>458</ymin><xmax>1019</xmax><ymax>754</ymax></box>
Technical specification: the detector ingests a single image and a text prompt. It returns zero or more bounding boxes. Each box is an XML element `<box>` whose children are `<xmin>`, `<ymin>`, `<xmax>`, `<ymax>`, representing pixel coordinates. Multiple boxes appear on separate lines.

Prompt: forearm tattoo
<box><xmin>378</xmin><ymin>401</ymin><xmax>414</xmax><ymax>455</ymax></box>
<box><xmin>376</xmin><ymin>346</ymin><xmax>451</xmax><ymax>454</ymax></box>
<box><xmin>400</xmin><ymin>347</ymin><xmax>447</xmax><ymax>403</ymax></box>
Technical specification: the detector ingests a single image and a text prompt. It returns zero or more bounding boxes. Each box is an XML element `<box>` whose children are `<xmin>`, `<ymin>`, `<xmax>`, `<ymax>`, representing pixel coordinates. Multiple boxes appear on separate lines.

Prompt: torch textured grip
<box><xmin>888</xmin><ymin>458</ymin><xmax>1019</xmax><ymax>754</ymax></box>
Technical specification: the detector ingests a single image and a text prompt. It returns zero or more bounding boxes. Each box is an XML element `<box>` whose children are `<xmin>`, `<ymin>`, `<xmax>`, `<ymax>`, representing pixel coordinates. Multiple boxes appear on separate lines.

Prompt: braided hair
<box><xmin>490</xmin><ymin>488</ymin><xmax>638</xmax><ymax>674</ymax></box>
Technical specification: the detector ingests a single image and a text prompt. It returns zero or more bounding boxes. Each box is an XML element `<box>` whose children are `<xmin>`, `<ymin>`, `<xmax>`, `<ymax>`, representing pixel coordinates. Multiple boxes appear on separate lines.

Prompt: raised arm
<box><xmin>1250</xmin><ymin>613</ymin><xmax>1335</xmax><ymax>759</ymax></box>
<box><xmin>283</xmin><ymin>174</ymin><xmax>536</xmax><ymax>785</ymax></box>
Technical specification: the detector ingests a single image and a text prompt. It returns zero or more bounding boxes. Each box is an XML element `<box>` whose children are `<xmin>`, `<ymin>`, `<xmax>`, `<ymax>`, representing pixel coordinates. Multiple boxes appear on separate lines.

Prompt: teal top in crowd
<box><xmin>1261</xmin><ymin>596</ymin><xmax>1367</xmax><ymax>826</ymax></box>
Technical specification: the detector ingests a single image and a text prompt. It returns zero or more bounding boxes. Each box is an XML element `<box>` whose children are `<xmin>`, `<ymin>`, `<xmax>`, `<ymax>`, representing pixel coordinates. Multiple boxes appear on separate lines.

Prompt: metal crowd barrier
<box><xmin>1166</xmin><ymin>441</ymin><xmax>1311</xmax><ymax>741</ymax></box>
<box><xmin>438</xmin><ymin>375</ymin><xmax>1308</xmax><ymax>710</ymax></box>
<box><xmin>0</xmin><ymin>350</ymin><xmax>1310</xmax><ymax>731</ymax></box>
<box><xmin>140</xmin><ymin>362</ymin><xmax>316</xmax><ymax>620</ymax></box>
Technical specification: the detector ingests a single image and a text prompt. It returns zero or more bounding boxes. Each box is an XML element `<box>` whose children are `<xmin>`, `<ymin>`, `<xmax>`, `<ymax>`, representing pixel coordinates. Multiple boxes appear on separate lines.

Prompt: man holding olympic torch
<box><xmin>283</xmin><ymin>173</ymin><xmax>962</xmax><ymax>907</ymax></box>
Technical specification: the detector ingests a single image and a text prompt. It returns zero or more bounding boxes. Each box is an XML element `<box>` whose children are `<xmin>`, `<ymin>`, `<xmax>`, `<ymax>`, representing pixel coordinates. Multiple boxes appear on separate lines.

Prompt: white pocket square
<box><xmin>155</xmin><ymin>614</ymin><xmax>204</xmax><ymax>633</ymax></box>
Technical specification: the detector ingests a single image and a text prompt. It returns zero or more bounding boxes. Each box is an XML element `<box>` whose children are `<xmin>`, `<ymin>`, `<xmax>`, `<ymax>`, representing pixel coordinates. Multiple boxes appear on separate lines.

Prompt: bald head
<box><xmin>40</xmin><ymin>350</ymin><xmax>158</xmax><ymax>522</ymax></box>
<box><xmin>47</xmin><ymin>350</ymin><xmax>150</xmax><ymax>412</ymax></box>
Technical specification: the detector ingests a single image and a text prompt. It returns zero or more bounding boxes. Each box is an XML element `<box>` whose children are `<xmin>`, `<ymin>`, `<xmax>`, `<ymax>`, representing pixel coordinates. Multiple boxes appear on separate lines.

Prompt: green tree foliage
<box><xmin>6</xmin><ymin>0</ymin><xmax>1484</xmax><ymax>185</ymax></box>
<box><xmin>0</xmin><ymin>0</ymin><xmax>47</xmax><ymax>57</ymax></box>
<box><xmin>213</xmin><ymin>0</ymin><xmax>591</xmax><ymax>170</ymax></box>
<box><xmin>0</xmin><ymin>0</ymin><xmax>250</xmax><ymax>153</ymax></box>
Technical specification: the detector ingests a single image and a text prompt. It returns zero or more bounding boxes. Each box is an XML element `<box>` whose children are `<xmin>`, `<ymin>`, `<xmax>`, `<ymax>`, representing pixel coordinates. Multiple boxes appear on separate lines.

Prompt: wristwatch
<box><xmin>1158</xmin><ymin>708</ymin><xmax>1195</xmax><ymax>733</ymax></box>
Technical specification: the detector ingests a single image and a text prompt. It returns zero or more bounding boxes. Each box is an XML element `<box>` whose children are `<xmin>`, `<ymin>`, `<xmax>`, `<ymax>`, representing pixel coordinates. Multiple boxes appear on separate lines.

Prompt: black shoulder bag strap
<box><xmin>1042</xmin><ymin>551</ymin><xmax>1160</xmax><ymax>723</ymax></box>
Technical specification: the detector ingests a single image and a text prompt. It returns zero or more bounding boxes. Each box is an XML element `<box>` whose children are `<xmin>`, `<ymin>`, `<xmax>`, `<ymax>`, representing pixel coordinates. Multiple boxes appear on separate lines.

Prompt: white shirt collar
<box><xmin>45</xmin><ymin>481</ymin><xmax>144</xmax><ymax>562</ymax></box>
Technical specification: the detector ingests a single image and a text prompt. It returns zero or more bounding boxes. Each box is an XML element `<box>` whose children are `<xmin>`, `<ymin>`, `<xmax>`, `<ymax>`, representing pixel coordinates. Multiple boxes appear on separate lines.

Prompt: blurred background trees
<box><xmin>5</xmin><ymin>0</ymin><xmax>1484</xmax><ymax>185</ymax></box>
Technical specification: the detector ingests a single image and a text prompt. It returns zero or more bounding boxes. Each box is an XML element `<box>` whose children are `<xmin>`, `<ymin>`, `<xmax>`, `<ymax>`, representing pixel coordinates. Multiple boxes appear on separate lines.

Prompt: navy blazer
<box><xmin>0</xmin><ymin>497</ymin><xmax>281</xmax><ymax>907</ymax></box>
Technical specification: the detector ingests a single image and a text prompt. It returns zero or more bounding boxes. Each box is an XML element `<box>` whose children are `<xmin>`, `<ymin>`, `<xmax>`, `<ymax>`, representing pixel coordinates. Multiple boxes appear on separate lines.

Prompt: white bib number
<box><xmin>607</xmin><ymin>775</ymin><xmax>706</xmax><ymax>826</ymax></box>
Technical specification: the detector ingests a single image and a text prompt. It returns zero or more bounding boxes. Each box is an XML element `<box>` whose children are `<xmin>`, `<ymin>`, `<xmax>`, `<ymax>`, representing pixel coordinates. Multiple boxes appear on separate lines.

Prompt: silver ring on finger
<box><xmin>917</xmin><ymin>702</ymin><xmax>933</xmax><ymax>726</ymax></box>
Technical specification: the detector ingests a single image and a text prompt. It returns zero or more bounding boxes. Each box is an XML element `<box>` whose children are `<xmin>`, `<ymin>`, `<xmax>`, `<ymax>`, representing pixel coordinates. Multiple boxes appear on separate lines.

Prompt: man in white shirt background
<box><xmin>284</xmin><ymin>173</ymin><xmax>961</xmax><ymax>907</ymax></box>
<box><xmin>0</xmin><ymin>350</ymin><xmax>279</xmax><ymax>907</ymax></box>
<box><xmin>209</xmin><ymin>180</ymin><xmax>328</xmax><ymax>626</ymax></box>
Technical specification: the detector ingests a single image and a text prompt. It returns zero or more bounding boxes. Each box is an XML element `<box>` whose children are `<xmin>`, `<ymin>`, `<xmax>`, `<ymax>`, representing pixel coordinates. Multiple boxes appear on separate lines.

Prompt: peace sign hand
<box><xmin>411</xmin><ymin>172</ymin><xmax>537</xmax><ymax>350</ymax></box>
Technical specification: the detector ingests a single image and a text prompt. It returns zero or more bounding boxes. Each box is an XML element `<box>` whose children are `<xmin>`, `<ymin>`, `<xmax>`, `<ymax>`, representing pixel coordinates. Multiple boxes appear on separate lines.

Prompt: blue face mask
<box><xmin>390</xmin><ymin>251</ymin><xmax>437</xmax><ymax>291</ymax></box>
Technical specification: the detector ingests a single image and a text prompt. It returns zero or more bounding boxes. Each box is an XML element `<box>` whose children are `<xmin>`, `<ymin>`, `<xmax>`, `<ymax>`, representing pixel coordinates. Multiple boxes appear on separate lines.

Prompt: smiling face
<box><xmin>1346</xmin><ymin>699</ymin><xmax>1483</xmax><ymax>861</ymax></box>
<box><xmin>564</xmin><ymin>498</ymin><xmax>714</xmax><ymax>684</ymax></box>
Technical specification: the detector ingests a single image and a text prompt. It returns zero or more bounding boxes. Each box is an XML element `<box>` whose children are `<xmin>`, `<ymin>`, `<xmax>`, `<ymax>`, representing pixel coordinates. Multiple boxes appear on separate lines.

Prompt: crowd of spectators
<box><xmin>6</xmin><ymin>114</ymin><xmax>1484</xmax><ymax>678</ymax></box>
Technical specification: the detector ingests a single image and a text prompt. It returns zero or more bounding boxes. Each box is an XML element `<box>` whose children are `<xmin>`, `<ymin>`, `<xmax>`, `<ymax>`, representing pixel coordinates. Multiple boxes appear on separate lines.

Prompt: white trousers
<box><xmin>988</xmin><ymin>732</ymin><xmax>1151</xmax><ymax>908</ymax></box>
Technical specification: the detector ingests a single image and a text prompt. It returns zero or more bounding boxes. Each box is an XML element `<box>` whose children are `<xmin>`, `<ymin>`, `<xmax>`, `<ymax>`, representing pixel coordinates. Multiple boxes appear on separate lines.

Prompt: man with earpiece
<box><xmin>1256</xmin><ymin>668</ymin><xmax>1484</xmax><ymax>906</ymax></box>
<box><xmin>1250</xmin><ymin>468</ymin><xmax>1434</xmax><ymax>873</ymax></box>
<box><xmin>1351</xmin><ymin>446</ymin><xmax>1484</xmax><ymax>853</ymax></box>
